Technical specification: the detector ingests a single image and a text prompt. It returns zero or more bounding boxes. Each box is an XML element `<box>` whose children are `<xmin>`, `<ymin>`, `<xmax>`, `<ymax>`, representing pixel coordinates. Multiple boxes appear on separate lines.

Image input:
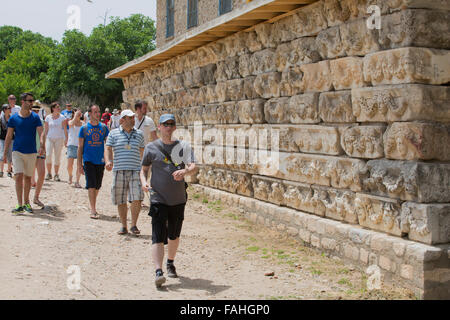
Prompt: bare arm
<box><xmin>63</xmin><ymin>120</ymin><xmax>68</xmax><ymax>147</ymax></box>
<box><xmin>2</xmin><ymin>128</ymin><xmax>14</xmax><ymax>159</ymax></box>
<box><xmin>105</xmin><ymin>145</ymin><xmax>113</xmax><ymax>171</ymax></box>
<box><xmin>77</xmin><ymin>137</ymin><xmax>84</xmax><ymax>175</ymax></box>
<box><xmin>140</xmin><ymin>165</ymin><xmax>151</xmax><ymax>192</ymax></box>
<box><xmin>44</xmin><ymin>121</ymin><xmax>49</xmax><ymax>138</ymax></box>
<box><xmin>37</xmin><ymin>126</ymin><xmax>45</xmax><ymax>155</ymax></box>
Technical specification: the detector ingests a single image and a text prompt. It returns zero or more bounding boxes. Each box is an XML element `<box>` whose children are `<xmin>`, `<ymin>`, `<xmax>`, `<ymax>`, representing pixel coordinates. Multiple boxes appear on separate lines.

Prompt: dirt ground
<box><xmin>0</xmin><ymin>156</ymin><xmax>415</xmax><ymax>300</ymax></box>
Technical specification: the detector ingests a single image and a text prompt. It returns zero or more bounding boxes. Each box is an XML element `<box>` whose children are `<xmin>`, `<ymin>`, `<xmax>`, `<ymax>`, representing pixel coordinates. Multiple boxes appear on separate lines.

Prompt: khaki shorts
<box><xmin>12</xmin><ymin>151</ymin><xmax>37</xmax><ymax>177</ymax></box>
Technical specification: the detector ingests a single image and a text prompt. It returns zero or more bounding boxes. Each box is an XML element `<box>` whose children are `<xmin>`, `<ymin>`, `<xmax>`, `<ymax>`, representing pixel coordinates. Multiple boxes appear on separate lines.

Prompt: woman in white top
<box><xmin>67</xmin><ymin>109</ymin><xmax>83</xmax><ymax>187</ymax></box>
<box><xmin>44</xmin><ymin>102</ymin><xmax>68</xmax><ymax>182</ymax></box>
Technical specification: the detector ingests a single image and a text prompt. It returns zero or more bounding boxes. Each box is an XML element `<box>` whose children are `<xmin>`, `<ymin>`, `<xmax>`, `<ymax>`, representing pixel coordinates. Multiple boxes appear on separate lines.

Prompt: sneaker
<box><xmin>45</xmin><ymin>173</ymin><xmax>52</xmax><ymax>181</ymax></box>
<box><xmin>167</xmin><ymin>263</ymin><xmax>178</xmax><ymax>278</ymax></box>
<box><xmin>12</xmin><ymin>205</ymin><xmax>24</xmax><ymax>215</ymax></box>
<box><xmin>7</xmin><ymin>171</ymin><xmax>12</xmax><ymax>178</ymax></box>
<box><xmin>54</xmin><ymin>174</ymin><xmax>61</xmax><ymax>182</ymax></box>
<box><xmin>23</xmin><ymin>204</ymin><xmax>33</xmax><ymax>213</ymax></box>
<box><xmin>155</xmin><ymin>269</ymin><xmax>166</xmax><ymax>288</ymax></box>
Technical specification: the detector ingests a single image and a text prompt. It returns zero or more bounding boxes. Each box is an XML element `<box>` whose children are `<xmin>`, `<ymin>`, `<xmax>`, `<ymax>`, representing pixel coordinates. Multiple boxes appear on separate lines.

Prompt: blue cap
<box><xmin>159</xmin><ymin>114</ymin><xmax>176</xmax><ymax>124</ymax></box>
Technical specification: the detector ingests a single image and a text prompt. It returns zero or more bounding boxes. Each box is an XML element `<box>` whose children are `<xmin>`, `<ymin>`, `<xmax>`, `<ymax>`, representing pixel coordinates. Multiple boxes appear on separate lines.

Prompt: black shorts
<box><xmin>84</xmin><ymin>162</ymin><xmax>105</xmax><ymax>190</ymax></box>
<box><xmin>149</xmin><ymin>203</ymin><xmax>185</xmax><ymax>245</ymax></box>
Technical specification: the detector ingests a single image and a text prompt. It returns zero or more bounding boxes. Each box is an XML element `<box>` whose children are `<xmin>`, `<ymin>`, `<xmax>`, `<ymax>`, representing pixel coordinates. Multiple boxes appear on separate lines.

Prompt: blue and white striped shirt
<box><xmin>106</xmin><ymin>126</ymin><xmax>145</xmax><ymax>171</ymax></box>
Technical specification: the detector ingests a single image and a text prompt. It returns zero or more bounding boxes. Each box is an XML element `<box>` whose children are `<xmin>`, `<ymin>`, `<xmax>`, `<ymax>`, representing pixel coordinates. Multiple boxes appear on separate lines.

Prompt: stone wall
<box><xmin>124</xmin><ymin>0</ymin><xmax>450</xmax><ymax>298</ymax></box>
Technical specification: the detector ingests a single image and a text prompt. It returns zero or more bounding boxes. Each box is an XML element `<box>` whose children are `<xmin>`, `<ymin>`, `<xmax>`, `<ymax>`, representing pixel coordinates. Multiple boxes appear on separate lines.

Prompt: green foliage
<box><xmin>0</xmin><ymin>13</ymin><xmax>156</xmax><ymax>107</ymax></box>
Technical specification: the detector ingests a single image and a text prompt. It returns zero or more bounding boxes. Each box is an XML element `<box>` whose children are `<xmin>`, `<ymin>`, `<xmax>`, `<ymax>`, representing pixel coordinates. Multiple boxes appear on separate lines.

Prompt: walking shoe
<box><xmin>54</xmin><ymin>174</ymin><xmax>61</xmax><ymax>182</ymax></box>
<box><xmin>12</xmin><ymin>205</ymin><xmax>24</xmax><ymax>215</ymax></box>
<box><xmin>45</xmin><ymin>173</ymin><xmax>52</xmax><ymax>180</ymax></box>
<box><xmin>23</xmin><ymin>204</ymin><xmax>33</xmax><ymax>213</ymax></box>
<box><xmin>155</xmin><ymin>269</ymin><xmax>166</xmax><ymax>288</ymax></box>
<box><xmin>167</xmin><ymin>263</ymin><xmax>178</xmax><ymax>278</ymax></box>
<box><xmin>7</xmin><ymin>171</ymin><xmax>12</xmax><ymax>178</ymax></box>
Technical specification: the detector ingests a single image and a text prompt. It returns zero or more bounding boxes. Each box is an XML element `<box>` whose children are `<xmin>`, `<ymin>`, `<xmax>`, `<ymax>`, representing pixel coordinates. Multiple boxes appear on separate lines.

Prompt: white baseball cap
<box><xmin>120</xmin><ymin>109</ymin><xmax>135</xmax><ymax>119</ymax></box>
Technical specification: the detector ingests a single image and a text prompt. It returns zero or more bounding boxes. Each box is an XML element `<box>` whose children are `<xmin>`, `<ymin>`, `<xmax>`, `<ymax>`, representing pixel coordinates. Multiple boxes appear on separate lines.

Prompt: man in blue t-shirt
<box><xmin>78</xmin><ymin>104</ymin><xmax>109</xmax><ymax>219</ymax></box>
<box><xmin>61</xmin><ymin>103</ymin><xmax>73</xmax><ymax>120</ymax></box>
<box><xmin>3</xmin><ymin>93</ymin><xmax>45</xmax><ymax>214</ymax></box>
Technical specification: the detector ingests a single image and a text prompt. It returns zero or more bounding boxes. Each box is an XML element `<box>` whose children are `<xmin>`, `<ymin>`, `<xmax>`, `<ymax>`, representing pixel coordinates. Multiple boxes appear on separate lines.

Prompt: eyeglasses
<box><xmin>8</xmin><ymin>98</ymin><xmax>16</xmax><ymax>100</ymax></box>
<box><xmin>162</xmin><ymin>122</ymin><xmax>176</xmax><ymax>127</ymax></box>
<box><xmin>24</xmin><ymin>99</ymin><xmax>35</xmax><ymax>102</ymax></box>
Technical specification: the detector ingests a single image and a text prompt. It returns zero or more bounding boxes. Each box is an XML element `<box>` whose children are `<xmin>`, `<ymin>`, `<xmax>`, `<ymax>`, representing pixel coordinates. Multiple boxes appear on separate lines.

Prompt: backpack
<box><xmin>0</xmin><ymin>117</ymin><xmax>6</xmax><ymax>140</ymax></box>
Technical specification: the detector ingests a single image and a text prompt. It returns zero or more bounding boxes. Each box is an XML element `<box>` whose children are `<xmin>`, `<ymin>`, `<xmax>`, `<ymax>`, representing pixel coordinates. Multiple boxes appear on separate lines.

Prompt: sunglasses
<box><xmin>24</xmin><ymin>99</ymin><xmax>35</xmax><ymax>102</ymax></box>
<box><xmin>162</xmin><ymin>122</ymin><xmax>176</xmax><ymax>127</ymax></box>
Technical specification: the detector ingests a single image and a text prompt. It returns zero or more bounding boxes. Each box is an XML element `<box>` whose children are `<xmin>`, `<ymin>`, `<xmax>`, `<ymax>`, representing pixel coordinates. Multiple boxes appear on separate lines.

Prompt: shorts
<box><xmin>149</xmin><ymin>203</ymin><xmax>185</xmax><ymax>245</ymax></box>
<box><xmin>67</xmin><ymin>145</ymin><xmax>78</xmax><ymax>159</ymax></box>
<box><xmin>83</xmin><ymin>162</ymin><xmax>105</xmax><ymax>190</ymax></box>
<box><xmin>0</xmin><ymin>139</ymin><xmax>12</xmax><ymax>163</ymax></box>
<box><xmin>111</xmin><ymin>170</ymin><xmax>144</xmax><ymax>205</ymax></box>
<box><xmin>12</xmin><ymin>151</ymin><xmax>37</xmax><ymax>176</ymax></box>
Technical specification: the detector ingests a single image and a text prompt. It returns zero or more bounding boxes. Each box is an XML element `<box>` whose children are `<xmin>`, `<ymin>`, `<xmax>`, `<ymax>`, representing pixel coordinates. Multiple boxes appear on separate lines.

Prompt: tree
<box><xmin>0</xmin><ymin>42</ymin><xmax>55</xmax><ymax>103</ymax></box>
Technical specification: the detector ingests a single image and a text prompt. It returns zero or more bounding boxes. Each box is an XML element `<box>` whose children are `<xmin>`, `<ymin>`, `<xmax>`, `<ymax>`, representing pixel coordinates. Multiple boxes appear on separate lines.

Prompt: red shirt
<box><xmin>101</xmin><ymin>112</ymin><xmax>111</xmax><ymax>125</ymax></box>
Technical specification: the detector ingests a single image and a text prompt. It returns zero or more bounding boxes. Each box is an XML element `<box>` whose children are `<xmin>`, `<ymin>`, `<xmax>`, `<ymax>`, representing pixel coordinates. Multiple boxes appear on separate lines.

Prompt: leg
<box><xmin>15</xmin><ymin>173</ymin><xmax>24</xmax><ymax>206</ymax></box>
<box><xmin>23</xmin><ymin>175</ymin><xmax>32</xmax><ymax>205</ymax></box>
<box><xmin>67</xmin><ymin>158</ymin><xmax>74</xmax><ymax>183</ymax></box>
<box><xmin>118</xmin><ymin>203</ymin><xmax>128</xmax><ymax>229</ymax></box>
<box><xmin>88</xmin><ymin>188</ymin><xmax>97</xmax><ymax>215</ymax></box>
<box><xmin>75</xmin><ymin>159</ymin><xmax>81</xmax><ymax>185</ymax></box>
<box><xmin>152</xmin><ymin>243</ymin><xmax>165</xmax><ymax>271</ymax></box>
<box><xmin>45</xmin><ymin>138</ymin><xmax>53</xmax><ymax>178</ymax></box>
<box><xmin>34</xmin><ymin>158</ymin><xmax>45</xmax><ymax>205</ymax></box>
<box><xmin>53</xmin><ymin>138</ymin><xmax>64</xmax><ymax>177</ymax></box>
<box><xmin>130</xmin><ymin>200</ymin><xmax>142</xmax><ymax>228</ymax></box>
<box><xmin>167</xmin><ymin>238</ymin><xmax>180</xmax><ymax>261</ymax></box>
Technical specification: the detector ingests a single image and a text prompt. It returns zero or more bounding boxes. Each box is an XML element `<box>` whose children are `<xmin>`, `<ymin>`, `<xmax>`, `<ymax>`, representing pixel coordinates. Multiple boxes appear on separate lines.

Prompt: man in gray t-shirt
<box><xmin>140</xmin><ymin>114</ymin><xmax>196</xmax><ymax>288</ymax></box>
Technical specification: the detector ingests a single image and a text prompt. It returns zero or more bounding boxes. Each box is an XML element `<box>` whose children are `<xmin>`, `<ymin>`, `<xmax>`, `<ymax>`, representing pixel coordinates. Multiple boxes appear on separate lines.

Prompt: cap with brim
<box><xmin>159</xmin><ymin>114</ymin><xmax>176</xmax><ymax>124</ymax></box>
<box><xmin>2</xmin><ymin>104</ymin><xmax>9</xmax><ymax>110</ymax></box>
<box><xmin>113</xmin><ymin>109</ymin><xmax>119</xmax><ymax>114</ymax></box>
<box><xmin>120</xmin><ymin>109</ymin><xmax>135</xmax><ymax>119</ymax></box>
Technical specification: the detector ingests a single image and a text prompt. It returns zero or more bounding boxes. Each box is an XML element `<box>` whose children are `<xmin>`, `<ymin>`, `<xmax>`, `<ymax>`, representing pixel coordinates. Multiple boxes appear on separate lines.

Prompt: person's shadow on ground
<box><xmin>159</xmin><ymin>276</ymin><xmax>231</xmax><ymax>295</ymax></box>
<box><xmin>15</xmin><ymin>206</ymin><xmax>66</xmax><ymax>222</ymax></box>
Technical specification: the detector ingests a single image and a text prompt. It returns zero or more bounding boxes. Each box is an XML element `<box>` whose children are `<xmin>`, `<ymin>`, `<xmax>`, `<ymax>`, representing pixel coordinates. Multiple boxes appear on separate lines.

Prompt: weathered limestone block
<box><xmin>245</xmin><ymin>30</ymin><xmax>264</xmax><ymax>53</ymax></box>
<box><xmin>215</xmin><ymin>56</ymin><xmax>240</xmax><ymax>82</ymax></box>
<box><xmin>290</xmin><ymin>1</ymin><xmax>328</xmax><ymax>37</ymax></box>
<box><xmin>216</xmin><ymin>102</ymin><xmax>239</xmax><ymax>124</ymax></box>
<box><xmin>254</xmin><ymin>23</ymin><xmax>277</xmax><ymax>49</ymax></box>
<box><xmin>238</xmin><ymin>54</ymin><xmax>253</xmax><ymax>78</ymax></box>
<box><xmin>215</xmin><ymin>82</ymin><xmax>227</xmax><ymax>103</ymax></box>
<box><xmin>243</xmin><ymin>76</ymin><xmax>260</xmax><ymax>100</ymax></box>
<box><xmin>288</xmin><ymin>93</ymin><xmax>320</xmax><ymax>124</ymax></box>
<box><xmin>250</xmin><ymin>49</ymin><xmax>277</xmax><ymax>75</ymax></box>
<box><xmin>268</xmin><ymin>153</ymin><xmax>367</xmax><ymax>192</ymax></box>
<box><xmin>355</xmin><ymin>193</ymin><xmax>403</xmax><ymax>236</ymax></box>
<box><xmin>316</xmin><ymin>26</ymin><xmax>345</xmax><ymax>59</ymax></box>
<box><xmin>254</xmin><ymin>72</ymin><xmax>281</xmax><ymax>98</ymax></box>
<box><xmin>275</xmin><ymin>38</ymin><xmax>320</xmax><ymax>71</ymax></box>
<box><xmin>313</xmin><ymin>185</ymin><xmax>358</xmax><ymax>224</ymax></box>
<box><xmin>322</xmin><ymin>0</ymin><xmax>361</xmax><ymax>27</ymax></box>
<box><xmin>363</xmin><ymin>47</ymin><xmax>450</xmax><ymax>86</ymax></box>
<box><xmin>363</xmin><ymin>160</ymin><xmax>450</xmax><ymax>202</ymax></box>
<box><xmin>300</xmin><ymin>61</ymin><xmax>333</xmax><ymax>93</ymax></box>
<box><xmin>319</xmin><ymin>91</ymin><xmax>356</xmax><ymax>123</ymax></box>
<box><xmin>339</xmin><ymin>18</ymin><xmax>380</xmax><ymax>56</ymax></box>
<box><xmin>384</xmin><ymin>122</ymin><xmax>450</xmax><ymax>161</ymax></box>
<box><xmin>264</xmin><ymin>98</ymin><xmax>290</xmax><ymax>123</ymax></box>
<box><xmin>280</xmin><ymin>67</ymin><xmax>303</xmax><ymax>97</ymax></box>
<box><xmin>291</xmin><ymin>125</ymin><xmax>343</xmax><ymax>155</ymax></box>
<box><xmin>211</xmin><ymin>124</ymin><xmax>251</xmax><ymax>148</ymax></box>
<box><xmin>222</xmin><ymin>32</ymin><xmax>249</xmax><ymax>58</ymax></box>
<box><xmin>401</xmin><ymin>202</ymin><xmax>450</xmax><ymax>245</ymax></box>
<box><xmin>169</xmin><ymin>74</ymin><xmax>184</xmax><ymax>92</ymax></box>
<box><xmin>330</xmin><ymin>57</ymin><xmax>367</xmax><ymax>90</ymax></box>
<box><xmin>252</xmin><ymin>175</ymin><xmax>285</xmax><ymax>205</ymax></box>
<box><xmin>352</xmin><ymin>85</ymin><xmax>450</xmax><ymax>122</ymax></box>
<box><xmin>205</xmin><ymin>84</ymin><xmax>218</xmax><ymax>104</ymax></box>
<box><xmin>341</xmin><ymin>125</ymin><xmax>386</xmax><ymax>159</ymax></box>
<box><xmin>379</xmin><ymin>9</ymin><xmax>450</xmax><ymax>50</ymax></box>
<box><xmin>236</xmin><ymin>99</ymin><xmax>266</xmax><ymax>124</ymax></box>
<box><xmin>282</xmin><ymin>180</ymin><xmax>319</xmax><ymax>215</ymax></box>
<box><xmin>226</xmin><ymin>79</ymin><xmax>246</xmax><ymax>101</ymax></box>
<box><xmin>201</xmin><ymin>63</ymin><xmax>218</xmax><ymax>85</ymax></box>
<box><xmin>203</xmin><ymin>104</ymin><xmax>218</xmax><ymax>125</ymax></box>
<box><xmin>251</xmin><ymin>124</ymin><xmax>298</xmax><ymax>152</ymax></box>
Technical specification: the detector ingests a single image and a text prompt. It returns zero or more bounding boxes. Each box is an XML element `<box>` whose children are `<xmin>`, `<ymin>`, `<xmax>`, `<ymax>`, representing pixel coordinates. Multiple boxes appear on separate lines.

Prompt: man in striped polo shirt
<box><xmin>105</xmin><ymin>109</ymin><xmax>145</xmax><ymax>235</ymax></box>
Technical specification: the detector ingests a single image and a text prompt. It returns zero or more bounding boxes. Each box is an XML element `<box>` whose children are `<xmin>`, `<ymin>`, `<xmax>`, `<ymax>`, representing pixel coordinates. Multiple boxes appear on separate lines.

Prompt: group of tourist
<box><xmin>1</xmin><ymin>93</ymin><xmax>196</xmax><ymax>288</ymax></box>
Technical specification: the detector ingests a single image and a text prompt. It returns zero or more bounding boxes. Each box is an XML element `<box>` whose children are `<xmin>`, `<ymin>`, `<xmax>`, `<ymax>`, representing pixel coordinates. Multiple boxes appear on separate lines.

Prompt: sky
<box><xmin>0</xmin><ymin>0</ymin><xmax>157</xmax><ymax>41</ymax></box>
